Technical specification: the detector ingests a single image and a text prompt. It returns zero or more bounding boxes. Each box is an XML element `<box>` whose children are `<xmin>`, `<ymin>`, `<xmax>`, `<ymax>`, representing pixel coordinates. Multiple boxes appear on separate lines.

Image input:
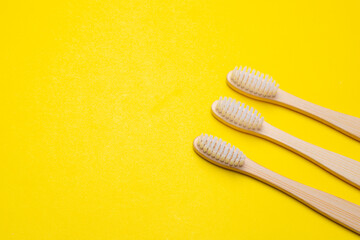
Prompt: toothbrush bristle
<box><xmin>215</xmin><ymin>97</ymin><xmax>264</xmax><ymax>130</ymax></box>
<box><xmin>197</xmin><ymin>134</ymin><xmax>245</xmax><ymax>167</ymax></box>
<box><xmin>230</xmin><ymin>66</ymin><xmax>279</xmax><ymax>97</ymax></box>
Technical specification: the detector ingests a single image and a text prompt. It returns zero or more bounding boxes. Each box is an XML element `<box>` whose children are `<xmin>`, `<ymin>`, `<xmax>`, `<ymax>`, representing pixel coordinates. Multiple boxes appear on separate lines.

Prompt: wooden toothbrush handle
<box><xmin>242</xmin><ymin>160</ymin><xmax>360</xmax><ymax>234</ymax></box>
<box><xmin>274</xmin><ymin>89</ymin><xmax>360</xmax><ymax>141</ymax></box>
<box><xmin>259</xmin><ymin>122</ymin><xmax>360</xmax><ymax>189</ymax></box>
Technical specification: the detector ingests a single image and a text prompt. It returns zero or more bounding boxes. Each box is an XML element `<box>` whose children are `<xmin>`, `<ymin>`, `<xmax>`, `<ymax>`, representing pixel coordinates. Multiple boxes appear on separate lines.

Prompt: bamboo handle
<box><xmin>259</xmin><ymin>122</ymin><xmax>360</xmax><ymax>189</ymax></box>
<box><xmin>242</xmin><ymin>160</ymin><xmax>360</xmax><ymax>234</ymax></box>
<box><xmin>274</xmin><ymin>89</ymin><xmax>360</xmax><ymax>141</ymax></box>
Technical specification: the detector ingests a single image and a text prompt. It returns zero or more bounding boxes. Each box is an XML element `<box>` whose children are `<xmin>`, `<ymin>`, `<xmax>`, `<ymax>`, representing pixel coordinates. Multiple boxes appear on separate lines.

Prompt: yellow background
<box><xmin>2</xmin><ymin>0</ymin><xmax>360</xmax><ymax>239</ymax></box>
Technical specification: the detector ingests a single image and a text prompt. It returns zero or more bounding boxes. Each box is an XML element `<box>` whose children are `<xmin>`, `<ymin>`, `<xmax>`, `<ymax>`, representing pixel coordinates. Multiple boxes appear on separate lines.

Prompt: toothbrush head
<box><xmin>227</xmin><ymin>66</ymin><xmax>279</xmax><ymax>98</ymax></box>
<box><xmin>212</xmin><ymin>97</ymin><xmax>264</xmax><ymax>131</ymax></box>
<box><xmin>193</xmin><ymin>134</ymin><xmax>246</xmax><ymax>169</ymax></box>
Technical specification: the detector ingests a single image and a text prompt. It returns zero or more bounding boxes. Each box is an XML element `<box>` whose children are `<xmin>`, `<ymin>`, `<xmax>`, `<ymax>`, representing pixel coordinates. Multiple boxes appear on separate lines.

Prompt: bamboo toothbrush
<box><xmin>227</xmin><ymin>66</ymin><xmax>360</xmax><ymax>141</ymax></box>
<box><xmin>193</xmin><ymin>134</ymin><xmax>360</xmax><ymax>234</ymax></box>
<box><xmin>211</xmin><ymin>97</ymin><xmax>360</xmax><ymax>189</ymax></box>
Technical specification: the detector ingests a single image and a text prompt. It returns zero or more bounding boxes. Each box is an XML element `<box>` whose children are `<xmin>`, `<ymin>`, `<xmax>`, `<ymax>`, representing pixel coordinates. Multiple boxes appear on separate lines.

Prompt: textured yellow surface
<box><xmin>2</xmin><ymin>0</ymin><xmax>360</xmax><ymax>239</ymax></box>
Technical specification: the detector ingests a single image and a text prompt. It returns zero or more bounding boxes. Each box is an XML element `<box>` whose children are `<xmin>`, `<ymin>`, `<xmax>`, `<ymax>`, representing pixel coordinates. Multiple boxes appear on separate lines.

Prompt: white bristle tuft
<box><xmin>215</xmin><ymin>97</ymin><xmax>264</xmax><ymax>130</ymax></box>
<box><xmin>197</xmin><ymin>135</ymin><xmax>245</xmax><ymax>167</ymax></box>
<box><xmin>231</xmin><ymin>66</ymin><xmax>279</xmax><ymax>97</ymax></box>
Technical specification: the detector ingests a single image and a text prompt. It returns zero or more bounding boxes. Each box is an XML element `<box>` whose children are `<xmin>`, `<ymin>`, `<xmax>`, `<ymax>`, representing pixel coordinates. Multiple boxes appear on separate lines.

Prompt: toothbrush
<box><xmin>227</xmin><ymin>66</ymin><xmax>360</xmax><ymax>141</ymax></box>
<box><xmin>193</xmin><ymin>134</ymin><xmax>360</xmax><ymax>234</ymax></box>
<box><xmin>211</xmin><ymin>97</ymin><xmax>360</xmax><ymax>189</ymax></box>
